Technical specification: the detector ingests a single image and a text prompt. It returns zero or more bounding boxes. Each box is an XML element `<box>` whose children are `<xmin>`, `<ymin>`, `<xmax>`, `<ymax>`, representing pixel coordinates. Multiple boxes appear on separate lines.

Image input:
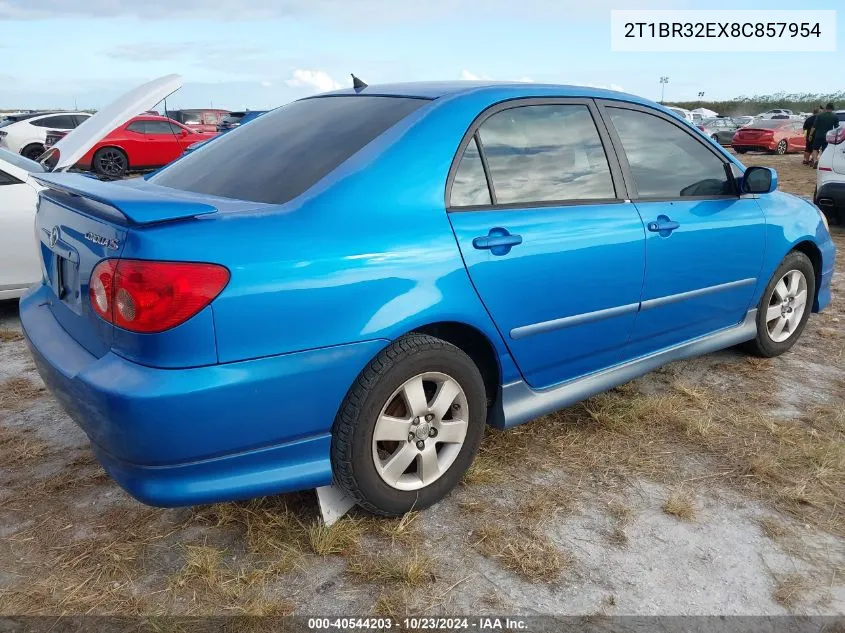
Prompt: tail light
<box><xmin>89</xmin><ymin>259</ymin><xmax>229</xmax><ymax>333</ymax></box>
<box><xmin>826</xmin><ymin>127</ymin><xmax>845</xmax><ymax>145</ymax></box>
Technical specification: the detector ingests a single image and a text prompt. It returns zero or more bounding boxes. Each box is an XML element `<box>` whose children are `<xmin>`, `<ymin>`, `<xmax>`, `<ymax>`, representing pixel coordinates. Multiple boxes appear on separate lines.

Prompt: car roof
<box><xmin>129</xmin><ymin>114</ymin><xmax>181</xmax><ymax>123</ymax></box>
<box><xmin>320</xmin><ymin>80</ymin><xmax>648</xmax><ymax>105</ymax></box>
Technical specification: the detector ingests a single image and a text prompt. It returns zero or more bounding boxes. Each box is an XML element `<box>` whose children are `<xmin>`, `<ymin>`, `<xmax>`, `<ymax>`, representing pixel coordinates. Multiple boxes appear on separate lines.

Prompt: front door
<box><xmin>447</xmin><ymin>100</ymin><xmax>646</xmax><ymax>389</ymax></box>
<box><xmin>597</xmin><ymin>102</ymin><xmax>766</xmax><ymax>357</ymax></box>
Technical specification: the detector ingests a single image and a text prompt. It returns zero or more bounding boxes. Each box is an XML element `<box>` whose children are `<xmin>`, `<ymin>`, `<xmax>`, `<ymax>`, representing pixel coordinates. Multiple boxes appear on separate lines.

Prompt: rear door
<box><xmin>447</xmin><ymin>99</ymin><xmax>646</xmax><ymax>389</ymax></box>
<box><xmin>597</xmin><ymin>101</ymin><xmax>766</xmax><ymax>357</ymax></box>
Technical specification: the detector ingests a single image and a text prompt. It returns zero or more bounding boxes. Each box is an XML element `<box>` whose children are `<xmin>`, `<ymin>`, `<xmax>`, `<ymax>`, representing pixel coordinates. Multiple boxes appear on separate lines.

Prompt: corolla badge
<box><xmin>84</xmin><ymin>232</ymin><xmax>120</xmax><ymax>250</ymax></box>
<box><xmin>49</xmin><ymin>227</ymin><xmax>59</xmax><ymax>248</ymax></box>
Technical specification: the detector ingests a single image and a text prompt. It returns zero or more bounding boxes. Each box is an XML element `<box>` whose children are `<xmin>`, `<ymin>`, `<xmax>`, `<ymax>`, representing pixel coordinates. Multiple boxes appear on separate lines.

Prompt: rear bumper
<box><xmin>733</xmin><ymin>142</ymin><xmax>776</xmax><ymax>152</ymax></box>
<box><xmin>20</xmin><ymin>285</ymin><xmax>387</xmax><ymax>507</ymax></box>
<box><xmin>815</xmin><ymin>181</ymin><xmax>845</xmax><ymax>213</ymax></box>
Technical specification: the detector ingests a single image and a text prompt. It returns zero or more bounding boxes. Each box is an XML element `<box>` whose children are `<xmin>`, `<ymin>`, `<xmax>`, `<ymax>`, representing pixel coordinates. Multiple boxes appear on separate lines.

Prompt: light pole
<box><xmin>659</xmin><ymin>76</ymin><xmax>669</xmax><ymax>103</ymax></box>
<box><xmin>698</xmin><ymin>91</ymin><xmax>705</xmax><ymax>107</ymax></box>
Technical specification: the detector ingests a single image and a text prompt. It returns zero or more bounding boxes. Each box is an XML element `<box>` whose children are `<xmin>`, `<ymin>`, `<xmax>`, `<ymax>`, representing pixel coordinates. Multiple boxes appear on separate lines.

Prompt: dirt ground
<box><xmin>1</xmin><ymin>151</ymin><xmax>843</xmax><ymax>619</ymax></box>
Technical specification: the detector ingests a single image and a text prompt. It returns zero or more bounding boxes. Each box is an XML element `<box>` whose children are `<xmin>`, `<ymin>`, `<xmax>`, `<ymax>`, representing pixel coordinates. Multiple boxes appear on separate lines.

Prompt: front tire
<box><xmin>775</xmin><ymin>140</ymin><xmax>788</xmax><ymax>155</ymax></box>
<box><xmin>744</xmin><ymin>252</ymin><xmax>815</xmax><ymax>357</ymax></box>
<box><xmin>331</xmin><ymin>334</ymin><xmax>486</xmax><ymax>516</ymax></box>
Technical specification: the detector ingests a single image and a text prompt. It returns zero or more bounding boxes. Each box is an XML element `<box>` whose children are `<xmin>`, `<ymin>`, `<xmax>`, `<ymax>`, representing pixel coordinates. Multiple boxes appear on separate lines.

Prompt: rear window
<box><xmin>150</xmin><ymin>96</ymin><xmax>428</xmax><ymax>204</ymax></box>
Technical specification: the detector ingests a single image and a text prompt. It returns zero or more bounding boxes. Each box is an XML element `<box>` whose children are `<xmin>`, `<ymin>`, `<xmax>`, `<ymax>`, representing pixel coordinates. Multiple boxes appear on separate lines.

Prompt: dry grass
<box><xmin>772</xmin><ymin>573</ymin><xmax>815</xmax><ymax>610</ymax></box>
<box><xmin>346</xmin><ymin>550</ymin><xmax>436</xmax><ymax>586</ymax></box>
<box><xmin>0</xmin><ymin>377</ymin><xmax>44</xmax><ymax>410</ymax></box>
<box><xmin>0</xmin><ymin>329</ymin><xmax>24</xmax><ymax>342</ymax></box>
<box><xmin>462</xmin><ymin>454</ymin><xmax>506</xmax><ymax>485</ymax></box>
<box><xmin>0</xmin><ymin>427</ymin><xmax>49</xmax><ymax>468</ymax></box>
<box><xmin>662</xmin><ymin>490</ymin><xmax>697</xmax><ymax>521</ymax></box>
<box><xmin>473</xmin><ymin>525</ymin><xmax>567</xmax><ymax>583</ymax></box>
<box><xmin>307</xmin><ymin>518</ymin><xmax>364</xmax><ymax>556</ymax></box>
<box><xmin>758</xmin><ymin>515</ymin><xmax>793</xmax><ymax>541</ymax></box>
<box><xmin>606</xmin><ymin>501</ymin><xmax>634</xmax><ymax>546</ymax></box>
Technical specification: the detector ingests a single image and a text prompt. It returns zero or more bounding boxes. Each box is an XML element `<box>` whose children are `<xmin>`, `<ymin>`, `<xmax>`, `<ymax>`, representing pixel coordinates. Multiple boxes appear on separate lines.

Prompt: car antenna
<box><xmin>351</xmin><ymin>74</ymin><xmax>368</xmax><ymax>92</ymax></box>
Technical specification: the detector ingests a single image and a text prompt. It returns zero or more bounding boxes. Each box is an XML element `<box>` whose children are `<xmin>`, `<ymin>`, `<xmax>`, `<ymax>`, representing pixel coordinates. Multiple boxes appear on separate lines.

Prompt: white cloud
<box><xmin>285</xmin><ymin>69</ymin><xmax>341</xmax><ymax>93</ymax></box>
<box><xmin>461</xmin><ymin>69</ymin><xmax>490</xmax><ymax>81</ymax></box>
<box><xmin>461</xmin><ymin>70</ymin><xmax>535</xmax><ymax>83</ymax></box>
<box><xmin>584</xmin><ymin>82</ymin><xmax>626</xmax><ymax>92</ymax></box>
<box><xmin>261</xmin><ymin>80</ymin><xmax>272</xmax><ymax>87</ymax></box>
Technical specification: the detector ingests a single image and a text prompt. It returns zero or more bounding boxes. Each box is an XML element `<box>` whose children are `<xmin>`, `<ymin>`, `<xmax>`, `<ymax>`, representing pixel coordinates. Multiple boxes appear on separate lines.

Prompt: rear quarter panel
<box><xmin>135</xmin><ymin>93</ymin><xmax>528</xmax><ymax>383</ymax></box>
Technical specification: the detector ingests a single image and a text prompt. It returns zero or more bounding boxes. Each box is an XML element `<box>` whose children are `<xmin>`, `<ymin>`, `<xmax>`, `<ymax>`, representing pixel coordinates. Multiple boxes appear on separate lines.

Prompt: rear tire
<box><xmin>93</xmin><ymin>147</ymin><xmax>128</xmax><ymax>178</ymax></box>
<box><xmin>735</xmin><ymin>148</ymin><xmax>747</xmax><ymax>154</ymax></box>
<box><xmin>744</xmin><ymin>251</ymin><xmax>815</xmax><ymax>358</ymax></box>
<box><xmin>21</xmin><ymin>144</ymin><xmax>44</xmax><ymax>161</ymax></box>
<box><xmin>331</xmin><ymin>334</ymin><xmax>486</xmax><ymax>516</ymax></box>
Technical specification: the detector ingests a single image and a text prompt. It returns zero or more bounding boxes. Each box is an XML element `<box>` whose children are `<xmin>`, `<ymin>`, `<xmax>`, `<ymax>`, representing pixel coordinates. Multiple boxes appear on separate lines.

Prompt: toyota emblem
<box><xmin>49</xmin><ymin>227</ymin><xmax>59</xmax><ymax>248</ymax></box>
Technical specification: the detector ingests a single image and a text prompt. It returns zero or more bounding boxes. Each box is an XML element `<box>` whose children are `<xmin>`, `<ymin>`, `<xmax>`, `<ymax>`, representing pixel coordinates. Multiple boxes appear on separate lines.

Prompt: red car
<box><xmin>165</xmin><ymin>109</ymin><xmax>229</xmax><ymax>133</ymax></box>
<box><xmin>78</xmin><ymin>115</ymin><xmax>217</xmax><ymax>177</ymax></box>
<box><xmin>731</xmin><ymin>119</ymin><xmax>806</xmax><ymax>155</ymax></box>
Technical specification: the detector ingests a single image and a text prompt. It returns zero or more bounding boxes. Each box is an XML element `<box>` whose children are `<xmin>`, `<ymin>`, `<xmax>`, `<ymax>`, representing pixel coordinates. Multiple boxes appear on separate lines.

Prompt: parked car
<box><xmin>0</xmin><ymin>75</ymin><xmax>182</xmax><ymax>300</ymax></box>
<box><xmin>217</xmin><ymin>110</ymin><xmax>268</xmax><ymax>132</ymax></box>
<box><xmin>166</xmin><ymin>109</ymin><xmax>229</xmax><ymax>133</ymax></box>
<box><xmin>698</xmin><ymin>117</ymin><xmax>740</xmax><ymax>145</ymax></box>
<box><xmin>0</xmin><ymin>111</ymin><xmax>92</xmax><ymax>160</ymax></box>
<box><xmin>76</xmin><ymin>115</ymin><xmax>217</xmax><ymax>177</ymax></box>
<box><xmin>21</xmin><ymin>82</ymin><xmax>835</xmax><ymax>517</ymax></box>
<box><xmin>666</xmin><ymin>106</ymin><xmax>694</xmax><ymax>122</ymax></box>
<box><xmin>732</xmin><ymin>115</ymin><xmax>755</xmax><ymax>127</ymax></box>
<box><xmin>731</xmin><ymin>119</ymin><xmax>806</xmax><ymax>154</ymax></box>
<box><xmin>756</xmin><ymin>109</ymin><xmax>794</xmax><ymax>119</ymax></box>
<box><xmin>815</xmin><ymin>125</ymin><xmax>845</xmax><ymax>225</ymax></box>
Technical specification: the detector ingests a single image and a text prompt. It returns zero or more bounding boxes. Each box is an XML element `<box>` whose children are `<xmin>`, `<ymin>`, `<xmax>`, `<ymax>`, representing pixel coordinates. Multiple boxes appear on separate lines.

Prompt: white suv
<box><xmin>815</xmin><ymin>111</ymin><xmax>845</xmax><ymax>226</ymax></box>
<box><xmin>0</xmin><ymin>111</ymin><xmax>91</xmax><ymax>160</ymax></box>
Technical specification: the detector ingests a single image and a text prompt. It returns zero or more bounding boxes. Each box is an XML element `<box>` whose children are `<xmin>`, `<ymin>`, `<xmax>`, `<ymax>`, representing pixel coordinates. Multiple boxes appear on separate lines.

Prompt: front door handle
<box><xmin>472</xmin><ymin>227</ymin><xmax>523</xmax><ymax>256</ymax></box>
<box><xmin>647</xmin><ymin>215</ymin><xmax>681</xmax><ymax>237</ymax></box>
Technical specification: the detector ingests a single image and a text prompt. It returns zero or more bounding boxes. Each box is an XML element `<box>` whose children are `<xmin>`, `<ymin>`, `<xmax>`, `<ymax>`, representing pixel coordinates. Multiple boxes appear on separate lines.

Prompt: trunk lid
<box><xmin>736</xmin><ymin>128</ymin><xmax>774</xmax><ymax>140</ymax></box>
<box><xmin>41</xmin><ymin>74</ymin><xmax>183</xmax><ymax>172</ymax></box>
<box><xmin>36</xmin><ymin>188</ymin><xmax>129</xmax><ymax>357</ymax></box>
<box><xmin>33</xmin><ymin>174</ymin><xmax>221</xmax><ymax>358</ymax></box>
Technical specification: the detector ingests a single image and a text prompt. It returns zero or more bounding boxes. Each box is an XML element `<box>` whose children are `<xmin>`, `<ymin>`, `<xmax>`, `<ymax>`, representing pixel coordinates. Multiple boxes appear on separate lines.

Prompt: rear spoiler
<box><xmin>32</xmin><ymin>173</ymin><xmax>217</xmax><ymax>225</ymax></box>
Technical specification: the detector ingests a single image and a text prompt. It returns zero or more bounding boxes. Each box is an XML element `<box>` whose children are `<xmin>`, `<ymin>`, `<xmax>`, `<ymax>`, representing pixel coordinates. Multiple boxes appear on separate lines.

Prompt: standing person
<box><xmin>803</xmin><ymin>106</ymin><xmax>820</xmax><ymax>165</ymax></box>
<box><xmin>810</xmin><ymin>102</ymin><xmax>840</xmax><ymax>167</ymax></box>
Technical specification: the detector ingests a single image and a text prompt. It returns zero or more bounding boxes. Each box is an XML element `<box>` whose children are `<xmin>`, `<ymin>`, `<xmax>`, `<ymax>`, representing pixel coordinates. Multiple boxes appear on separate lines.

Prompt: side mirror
<box><xmin>742</xmin><ymin>166</ymin><xmax>777</xmax><ymax>194</ymax></box>
<box><xmin>181</xmin><ymin>129</ymin><xmax>188</xmax><ymax>136</ymax></box>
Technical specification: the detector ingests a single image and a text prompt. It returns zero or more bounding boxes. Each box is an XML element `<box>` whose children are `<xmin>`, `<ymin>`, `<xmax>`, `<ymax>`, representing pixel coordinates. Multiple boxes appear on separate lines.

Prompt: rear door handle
<box><xmin>647</xmin><ymin>215</ymin><xmax>681</xmax><ymax>236</ymax></box>
<box><xmin>472</xmin><ymin>228</ymin><xmax>523</xmax><ymax>255</ymax></box>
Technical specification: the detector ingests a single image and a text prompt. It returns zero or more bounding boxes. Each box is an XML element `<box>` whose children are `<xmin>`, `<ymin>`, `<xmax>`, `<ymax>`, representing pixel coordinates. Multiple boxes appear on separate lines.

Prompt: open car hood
<box><xmin>45</xmin><ymin>74</ymin><xmax>183</xmax><ymax>172</ymax></box>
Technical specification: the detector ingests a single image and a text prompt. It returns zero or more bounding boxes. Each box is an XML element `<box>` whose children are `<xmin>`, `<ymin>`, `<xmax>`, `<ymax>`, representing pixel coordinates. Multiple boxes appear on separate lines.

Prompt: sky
<box><xmin>1</xmin><ymin>0</ymin><xmax>842</xmax><ymax>110</ymax></box>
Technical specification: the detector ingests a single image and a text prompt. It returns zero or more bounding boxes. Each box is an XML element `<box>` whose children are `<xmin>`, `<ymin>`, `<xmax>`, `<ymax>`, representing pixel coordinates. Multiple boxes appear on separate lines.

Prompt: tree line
<box><xmin>667</xmin><ymin>92</ymin><xmax>845</xmax><ymax>116</ymax></box>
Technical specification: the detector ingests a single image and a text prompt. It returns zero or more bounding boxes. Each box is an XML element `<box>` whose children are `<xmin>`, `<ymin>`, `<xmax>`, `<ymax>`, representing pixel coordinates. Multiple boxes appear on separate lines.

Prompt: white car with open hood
<box><xmin>0</xmin><ymin>74</ymin><xmax>182</xmax><ymax>300</ymax></box>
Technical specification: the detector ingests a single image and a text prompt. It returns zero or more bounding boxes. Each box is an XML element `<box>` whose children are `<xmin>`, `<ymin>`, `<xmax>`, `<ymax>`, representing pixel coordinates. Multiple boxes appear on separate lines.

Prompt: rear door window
<box><xmin>31</xmin><ymin>115</ymin><xmax>77</xmax><ymax>129</ymax></box>
<box><xmin>450</xmin><ymin>136</ymin><xmax>491</xmax><ymax>207</ymax></box>
<box><xmin>150</xmin><ymin>96</ymin><xmax>428</xmax><ymax>204</ymax></box>
<box><xmin>475</xmin><ymin>104</ymin><xmax>616</xmax><ymax>204</ymax></box>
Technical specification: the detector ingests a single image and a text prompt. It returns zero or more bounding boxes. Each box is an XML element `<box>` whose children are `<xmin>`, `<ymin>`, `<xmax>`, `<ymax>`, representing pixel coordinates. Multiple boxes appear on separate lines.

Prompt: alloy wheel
<box><xmin>765</xmin><ymin>269</ymin><xmax>808</xmax><ymax>343</ymax></box>
<box><xmin>372</xmin><ymin>371</ymin><xmax>469</xmax><ymax>491</ymax></box>
<box><xmin>99</xmin><ymin>150</ymin><xmax>126</xmax><ymax>176</ymax></box>
<box><xmin>776</xmin><ymin>140</ymin><xmax>788</xmax><ymax>155</ymax></box>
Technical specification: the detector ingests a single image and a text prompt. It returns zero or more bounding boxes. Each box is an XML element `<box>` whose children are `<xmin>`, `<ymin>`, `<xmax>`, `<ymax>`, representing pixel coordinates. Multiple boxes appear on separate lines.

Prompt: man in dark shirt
<box><xmin>811</xmin><ymin>102</ymin><xmax>840</xmax><ymax>167</ymax></box>
<box><xmin>802</xmin><ymin>107</ymin><xmax>820</xmax><ymax>165</ymax></box>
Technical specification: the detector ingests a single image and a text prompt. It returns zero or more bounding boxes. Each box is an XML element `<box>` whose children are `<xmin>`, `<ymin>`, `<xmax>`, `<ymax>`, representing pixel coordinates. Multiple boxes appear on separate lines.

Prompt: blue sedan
<box><xmin>21</xmin><ymin>82</ymin><xmax>835</xmax><ymax>516</ymax></box>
